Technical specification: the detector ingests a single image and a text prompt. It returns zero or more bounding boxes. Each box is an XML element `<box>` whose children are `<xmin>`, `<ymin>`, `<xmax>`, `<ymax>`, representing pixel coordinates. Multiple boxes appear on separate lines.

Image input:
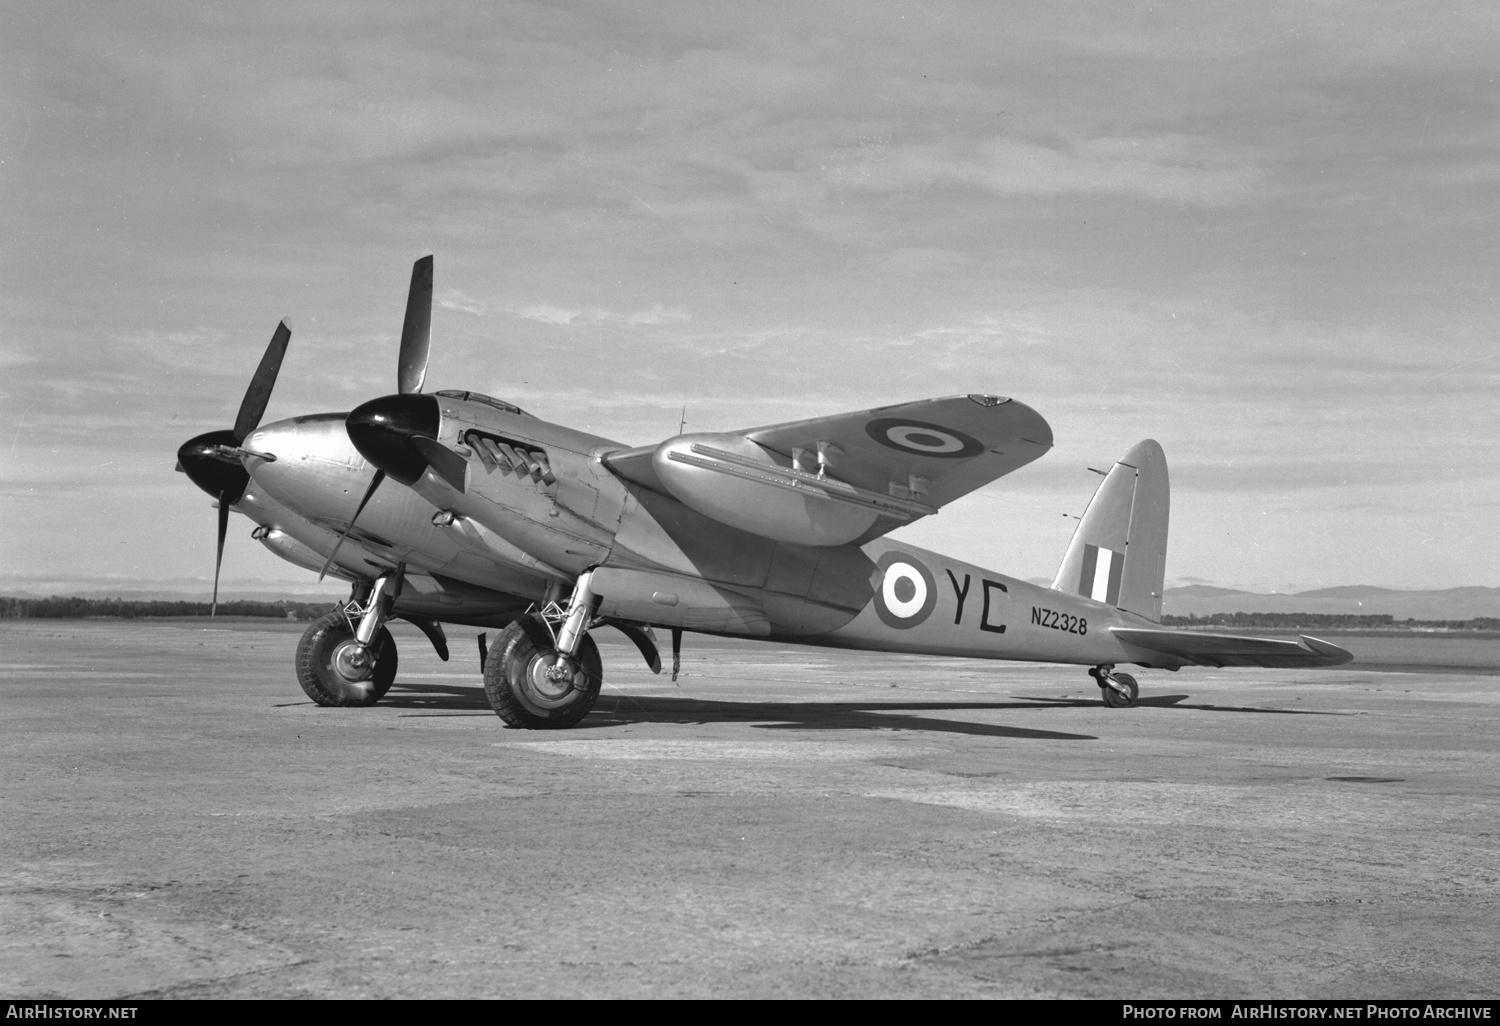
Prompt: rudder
<box><xmin>1051</xmin><ymin>439</ymin><xmax>1169</xmax><ymax>621</ymax></box>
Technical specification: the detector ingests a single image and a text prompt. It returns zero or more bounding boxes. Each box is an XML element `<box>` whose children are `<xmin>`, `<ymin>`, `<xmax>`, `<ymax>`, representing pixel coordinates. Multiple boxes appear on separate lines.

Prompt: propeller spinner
<box><xmin>176</xmin><ymin>319</ymin><xmax>292</xmax><ymax>614</ymax></box>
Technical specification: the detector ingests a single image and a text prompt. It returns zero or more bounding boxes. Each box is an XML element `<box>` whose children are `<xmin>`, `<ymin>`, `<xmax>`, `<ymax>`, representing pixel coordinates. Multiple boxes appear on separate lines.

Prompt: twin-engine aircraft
<box><xmin>177</xmin><ymin>257</ymin><xmax>1351</xmax><ymax>728</ymax></box>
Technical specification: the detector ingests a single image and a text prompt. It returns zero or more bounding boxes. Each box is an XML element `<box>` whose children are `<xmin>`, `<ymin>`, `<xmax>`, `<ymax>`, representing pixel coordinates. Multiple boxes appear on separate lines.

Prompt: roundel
<box><xmin>865</xmin><ymin>418</ymin><xmax>984</xmax><ymax>459</ymax></box>
<box><xmin>873</xmin><ymin>551</ymin><xmax>938</xmax><ymax>629</ymax></box>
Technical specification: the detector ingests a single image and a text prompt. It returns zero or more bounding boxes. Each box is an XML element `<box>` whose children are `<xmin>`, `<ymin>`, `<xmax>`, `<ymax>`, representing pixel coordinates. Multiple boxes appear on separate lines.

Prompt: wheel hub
<box><xmin>332</xmin><ymin>641</ymin><xmax>375</xmax><ymax>684</ymax></box>
<box><xmin>525</xmin><ymin>654</ymin><xmax>578</xmax><ymax>705</ymax></box>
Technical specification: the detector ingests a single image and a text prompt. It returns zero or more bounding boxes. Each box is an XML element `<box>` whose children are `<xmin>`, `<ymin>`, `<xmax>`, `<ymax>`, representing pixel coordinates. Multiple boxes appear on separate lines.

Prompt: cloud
<box><xmin>624</xmin><ymin>304</ymin><xmax>691</xmax><ymax>326</ymax></box>
<box><xmin>437</xmin><ymin>289</ymin><xmax>486</xmax><ymax>316</ymax></box>
<box><xmin>106</xmin><ymin>327</ymin><xmax>233</xmax><ymax>369</ymax></box>
<box><xmin>820</xmin><ymin>134</ymin><xmax>1269</xmax><ymax>207</ymax></box>
<box><xmin>510</xmin><ymin>305</ymin><xmax>587</xmax><ymax>326</ymax></box>
<box><xmin>506</xmin><ymin>303</ymin><xmax>690</xmax><ymax>327</ymax></box>
<box><xmin>857</xmin><ymin>248</ymin><xmax>974</xmax><ymax>275</ymax></box>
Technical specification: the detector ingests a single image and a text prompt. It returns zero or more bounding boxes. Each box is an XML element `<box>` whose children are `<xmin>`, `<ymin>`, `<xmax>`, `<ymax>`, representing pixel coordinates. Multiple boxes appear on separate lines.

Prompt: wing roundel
<box><xmin>741</xmin><ymin>393</ymin><xmax>1053</xmax><ymax>511</ymax></box>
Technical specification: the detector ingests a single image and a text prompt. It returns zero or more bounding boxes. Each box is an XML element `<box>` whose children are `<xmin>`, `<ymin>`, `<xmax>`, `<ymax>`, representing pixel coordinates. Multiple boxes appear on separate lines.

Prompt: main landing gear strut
<box><xmin>483</xmin><ymin>570</ymin><xmax>603</xmax><ymax>729</ymax></box>
<box><xmin>1089</xmin><ymin>664</ymin><xmax>1139</xmax><ymax>709</ymax></box>
<box><xmin>294</xmin><ymin>567</ymin><xmax>405</xmax><ymax>707</ymax></box>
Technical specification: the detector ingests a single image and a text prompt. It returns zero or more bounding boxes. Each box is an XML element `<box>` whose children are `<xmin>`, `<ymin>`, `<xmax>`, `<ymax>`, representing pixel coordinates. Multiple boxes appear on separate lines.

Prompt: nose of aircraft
<box><xmin>346</xmin><ymin>393</ymin><xmax>442</xmax><ymax>485</ymax></box>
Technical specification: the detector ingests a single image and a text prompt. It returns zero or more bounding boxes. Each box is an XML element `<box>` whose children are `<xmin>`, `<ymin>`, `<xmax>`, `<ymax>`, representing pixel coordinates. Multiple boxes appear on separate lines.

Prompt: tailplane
<box><xmin>1052</xmin><ymin>439</ymin><xmax>1169</xmax><ymax>621</ymax></box>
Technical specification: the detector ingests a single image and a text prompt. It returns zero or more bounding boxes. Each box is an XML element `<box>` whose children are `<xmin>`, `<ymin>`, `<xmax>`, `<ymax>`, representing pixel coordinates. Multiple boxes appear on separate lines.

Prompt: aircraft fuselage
<box><xmin>236</xmin><ymin>392</ymin><xmax>1150</xmax><ymax>668</ymax></box>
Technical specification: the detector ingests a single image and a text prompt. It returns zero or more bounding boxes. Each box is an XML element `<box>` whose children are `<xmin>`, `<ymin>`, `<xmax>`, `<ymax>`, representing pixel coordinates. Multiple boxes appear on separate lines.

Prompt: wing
<box><xmin>605</xmin><ymin>394</ymin><xmax>1053</xmax><ymax>544</ymax></box>
<box><xmin>1112</xmin><ymin>628</ymin><xmax>1353</xmax><ymax>669</ymax></box>
<box><xmin>741</xmin><ymin>393</ymin><xmax>1053</xmax><ymax>504</ymax></box>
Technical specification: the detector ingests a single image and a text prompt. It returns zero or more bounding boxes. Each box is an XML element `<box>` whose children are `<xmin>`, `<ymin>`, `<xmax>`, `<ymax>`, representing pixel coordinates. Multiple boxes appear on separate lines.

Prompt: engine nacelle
<box><xmin>651</xmin><ymin>433</ymin><xmax>880</xmax><ymax>547</ymax></box>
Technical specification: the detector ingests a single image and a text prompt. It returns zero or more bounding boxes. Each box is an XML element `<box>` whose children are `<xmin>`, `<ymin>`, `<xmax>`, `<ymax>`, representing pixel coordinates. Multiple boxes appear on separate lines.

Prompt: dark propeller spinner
<box><xmin>175</xmin><ymin>320</ymin><xmax>292</xmax><ymax>614</ymax></box>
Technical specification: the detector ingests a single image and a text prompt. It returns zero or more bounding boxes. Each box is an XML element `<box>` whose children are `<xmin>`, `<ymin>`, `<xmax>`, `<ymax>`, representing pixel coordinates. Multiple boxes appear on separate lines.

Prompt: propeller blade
<box><xmin>213</xmin><ymin>490</ymin><xmax>232</xmax><ymax>616</ymax></box>
<box><xmin>318</xmin><ymin>469</ymin><xmax>385</xmax><ymax>581</ymax></box>
<box><xmin>233</xmin><ymin>319</ymin><xmax>292</xmax><ymax>442</ymax></box>
<box><xmin>398</xmin><ymin>256</ymin><xmax>433</xmax><ymax>395</ymax></box>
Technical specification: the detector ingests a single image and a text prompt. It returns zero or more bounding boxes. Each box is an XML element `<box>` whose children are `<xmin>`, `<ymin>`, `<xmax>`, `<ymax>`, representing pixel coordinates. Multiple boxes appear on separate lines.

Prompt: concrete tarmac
<box><xmin>1</xmin><ymin>619</ymin><xmax>1496</xmax><ymax>999</ymax></box>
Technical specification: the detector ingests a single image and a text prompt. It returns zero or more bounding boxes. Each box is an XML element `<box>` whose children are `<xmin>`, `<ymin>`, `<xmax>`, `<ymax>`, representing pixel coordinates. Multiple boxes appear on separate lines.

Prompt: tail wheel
<box><xmin>1100</xmin><ymin>671</ymin><xmax>1139</xmax><ymax>709</ymax></box>
<box><xmin>294</xmin><ymin>610</ymin><xmax>397</xmax><ymax>707</ymax></box>
<box><xmin>484</xmin><ymin>614</ymin><xmax>601</xmax><ymax>729</ymax></box>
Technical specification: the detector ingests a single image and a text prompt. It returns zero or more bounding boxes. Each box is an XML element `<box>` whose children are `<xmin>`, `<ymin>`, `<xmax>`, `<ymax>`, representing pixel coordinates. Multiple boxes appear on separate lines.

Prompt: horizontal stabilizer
<box><xmin>1112</xmin><ymin>628</ymin><xmax>1353</xmax><ymax>669</ymax></box>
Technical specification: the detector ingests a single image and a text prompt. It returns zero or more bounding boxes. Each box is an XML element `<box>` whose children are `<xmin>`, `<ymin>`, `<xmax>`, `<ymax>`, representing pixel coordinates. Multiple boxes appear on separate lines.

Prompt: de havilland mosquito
<box><xmin>177</xmin><ymin>257</ymin><xmax>1352</xmax><ymax>728</ymax></box>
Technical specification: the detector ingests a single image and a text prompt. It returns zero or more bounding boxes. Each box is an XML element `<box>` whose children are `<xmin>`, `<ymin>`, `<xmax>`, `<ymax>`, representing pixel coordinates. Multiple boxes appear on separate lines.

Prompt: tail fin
<box><xmin>1051</xmin><ymin>439</ymin><xmax>1169</xmax><ymax>621</ymax></box>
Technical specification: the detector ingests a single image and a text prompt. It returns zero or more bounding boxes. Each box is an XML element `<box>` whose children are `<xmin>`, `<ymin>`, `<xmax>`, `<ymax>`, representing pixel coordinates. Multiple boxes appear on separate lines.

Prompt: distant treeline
<box><xmin>0</xmin><ymin>597</ymin><xmax>334</xmax><ymax>620</ymax></box>
<box><xmin>1162</xmin><ymin>612</ymin><xmax>1500</xmax><ymax>631</ymax></box>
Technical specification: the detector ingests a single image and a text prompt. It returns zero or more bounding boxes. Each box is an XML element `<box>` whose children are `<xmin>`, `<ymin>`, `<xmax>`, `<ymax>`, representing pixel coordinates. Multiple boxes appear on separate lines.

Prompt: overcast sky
<box><xmin>3</xmin><ymin>1</ymin><xmax>1497</xmax><ymax>596</ymax></box>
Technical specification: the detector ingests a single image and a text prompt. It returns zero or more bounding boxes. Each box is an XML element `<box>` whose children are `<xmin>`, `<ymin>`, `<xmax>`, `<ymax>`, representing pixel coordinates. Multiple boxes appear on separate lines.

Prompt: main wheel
<box><xmin>484</xmin><ymin>614</ymin><xmax>601</xmax><ymax>729</ymax></box>
<box><xmin>1100</xmin><ymin>671</ymin><xmax>1139</xmax><ymax>709</ymax></box>
<box><xmin>294</xmin><ymin>610</ymin><xmax>397</xmax><ymax>707</ymax></box>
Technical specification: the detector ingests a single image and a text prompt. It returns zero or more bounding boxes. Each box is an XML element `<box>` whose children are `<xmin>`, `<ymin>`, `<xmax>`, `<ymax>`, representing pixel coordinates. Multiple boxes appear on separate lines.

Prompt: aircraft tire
<box><xmin>484</xmin><ymin>614</ymin><xmax>601</xmax><ymax>729</ymax></box>
<box><xmin>1100</xmin><ymin>671</ymin><xmax>1139</xmax><ymax>709</ymax></box>
<box><xmin>294</xmin><ymin>610</ymin><xmax>396</xmax><ymax>707</ymax></box>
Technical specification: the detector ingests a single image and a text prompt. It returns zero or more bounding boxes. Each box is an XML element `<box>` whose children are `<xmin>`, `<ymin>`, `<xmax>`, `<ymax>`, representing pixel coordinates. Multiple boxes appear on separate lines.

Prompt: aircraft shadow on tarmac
<box><xmin>380</xmin><ymin>681</ymin><xmax>493</xmax><ymax>710</ymax></box>
<box><xmin>592</xmin><ymin>695</ymin><xmax>1099</xmax><ymax>740</ymax></box>
<box><xmin>367</xmin><ymin>682</ymin><xmax>1345</xmax><ymax>738</ymax></box>
<box><xmin>382</xmin><ymin>682</ymin><xmax>1098</xmax><ymax>740</ymax></box>
<box><xmin>1012</xmin><ymin>694</ymin><xmax>1352</xmax><ymax>716</ymax></box>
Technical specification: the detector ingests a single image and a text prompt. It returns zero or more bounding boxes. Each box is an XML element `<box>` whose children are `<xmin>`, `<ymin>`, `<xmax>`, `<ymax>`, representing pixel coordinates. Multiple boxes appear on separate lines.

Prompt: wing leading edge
<box><xmin>1112</xmin><ymin>627</ymin><xmax>1353</xmax><ymax>670</ymax></box>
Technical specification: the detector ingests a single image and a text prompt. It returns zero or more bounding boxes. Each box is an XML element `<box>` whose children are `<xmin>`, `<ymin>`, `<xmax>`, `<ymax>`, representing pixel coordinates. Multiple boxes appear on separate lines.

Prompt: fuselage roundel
<box><xmin>815</xmin><ymin>538</ymin><xmax>1139</xmax><ymax>665</ymax></box>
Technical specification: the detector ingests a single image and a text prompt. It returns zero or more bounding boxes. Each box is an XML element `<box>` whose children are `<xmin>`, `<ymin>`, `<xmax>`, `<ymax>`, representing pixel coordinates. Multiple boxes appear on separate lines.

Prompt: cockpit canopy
<box><xmin>434</xmin><ymin>389</ymin><xmax>529</xmax><ymax>417</ymax></box>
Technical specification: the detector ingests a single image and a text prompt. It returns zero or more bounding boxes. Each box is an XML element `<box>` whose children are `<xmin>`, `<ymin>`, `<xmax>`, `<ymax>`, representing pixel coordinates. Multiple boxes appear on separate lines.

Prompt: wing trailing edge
<box><xmin>1111</xmin><ymin>627</ymin><xmax>1353</xmax><ymax>669</ymax></box>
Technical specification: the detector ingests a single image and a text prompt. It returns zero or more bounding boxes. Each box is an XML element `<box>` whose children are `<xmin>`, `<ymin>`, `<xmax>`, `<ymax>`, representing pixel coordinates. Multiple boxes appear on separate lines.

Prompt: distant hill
<box><xmin>1162</xmin><ymin>586</ymin><xmax>1500</xmax><ymax>620</ymax></box>
<box><xmin>1163</xmin><ymin>585</ymin><xmax>1251</xmax><ymax>599</ymax></box>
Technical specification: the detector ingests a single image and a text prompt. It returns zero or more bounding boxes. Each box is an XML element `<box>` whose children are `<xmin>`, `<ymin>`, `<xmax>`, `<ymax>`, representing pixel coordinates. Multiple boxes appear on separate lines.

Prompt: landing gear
<box><xmin>484</xmin><ymin>615</ymin><xmax>602</xmax><ymax>728</ymax></box>
<box><xmin>295</xmin><ymin>610</ymin><xmax>397</xmax><ymax>706</ymax></box>
<box><xmin>484</xmin><ymin>570</ymin><xmax>603</xmax><ymax>729</ymax></box>
<box><xmin>1090</xmin><ymin>665</ymin><xmax>1139</xmax><ymax>709</ymax></box>
<box><xmin>294</xmin><ymin>568</ymin><xmax>404</xmax><ymax>707</ymax></box>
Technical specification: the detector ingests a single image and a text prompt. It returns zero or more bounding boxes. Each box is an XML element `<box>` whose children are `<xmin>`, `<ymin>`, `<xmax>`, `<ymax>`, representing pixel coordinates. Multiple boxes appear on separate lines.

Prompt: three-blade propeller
<box><xmin>316</xmin><ymin>255</ymin><xmax>435</xmax><ymax>580</ymax></box>
<box><xmin>176</xmin><ymin>320</ymin><xmax>292</xmax><ymax>614</ymax></box>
